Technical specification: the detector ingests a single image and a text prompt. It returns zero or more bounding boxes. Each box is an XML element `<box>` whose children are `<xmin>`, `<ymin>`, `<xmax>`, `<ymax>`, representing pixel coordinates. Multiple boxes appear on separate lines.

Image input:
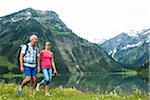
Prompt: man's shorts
<box><xmin>24</xmin><ymin>66</ymin><xmax>37</xmax><ymax>77</ymax></box>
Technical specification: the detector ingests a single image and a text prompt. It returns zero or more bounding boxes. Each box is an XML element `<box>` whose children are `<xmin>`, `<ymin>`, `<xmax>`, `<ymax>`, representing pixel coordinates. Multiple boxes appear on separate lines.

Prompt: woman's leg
<box><xmin>45</xmin><ymin>68</ymin><xmax>52</xmax><ymax>95</ymax></box>
<box><xmin>42</xmin><ymin>68</ymin><xmax>50</xmax><ymax>83</ymax></box>
<box><xmin>36</xmin><ymin>79</ymin><xmax>44</xmax><ymax>91</ymax></box>
<box><xmin>42</xmin><ymin>68</ymin><xmax>49</xmax><ymax>95</ymax></box>
<box><xmin>47</xmin><ymin>68</ymin><xmax>52</xmax><ymax>83</ymax></box>
<box><xmin>36</xmin><ymin>70</ymin><xmax>44</xmax><ymax>91</ymax></box>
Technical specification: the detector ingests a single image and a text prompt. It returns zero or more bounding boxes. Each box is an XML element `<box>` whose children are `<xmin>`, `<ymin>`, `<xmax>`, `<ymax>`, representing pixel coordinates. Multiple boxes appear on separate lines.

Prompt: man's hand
<box><xmin>20</xmin><ymin>66</ymin><xmax>24</xmax><ymax>73</ymax></box>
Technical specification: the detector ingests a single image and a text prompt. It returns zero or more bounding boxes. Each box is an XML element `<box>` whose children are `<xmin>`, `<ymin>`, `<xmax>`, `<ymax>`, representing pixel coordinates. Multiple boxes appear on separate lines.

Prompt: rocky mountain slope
<box><xmin>100</xmin><ymin>29</ymin><xmax>150</xmax><ymax>69</ymax></box>
<box><xmin>0</xmin><ymin>8</ymin><xmax>124</xmax><ymax>74</ymax></box>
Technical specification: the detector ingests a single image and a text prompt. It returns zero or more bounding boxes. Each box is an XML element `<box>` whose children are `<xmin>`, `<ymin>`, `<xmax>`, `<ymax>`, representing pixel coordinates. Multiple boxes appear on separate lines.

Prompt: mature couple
<box><xmin>18</xmin><ymin>34</ymin><xmax>57</xmax><ymax>96</ymax></box>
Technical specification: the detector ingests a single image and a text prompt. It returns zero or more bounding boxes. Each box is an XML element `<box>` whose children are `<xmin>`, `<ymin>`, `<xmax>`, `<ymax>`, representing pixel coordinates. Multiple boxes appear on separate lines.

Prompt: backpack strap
<box><xmin>17</xmin><ymin>44</ymin><xmax>29</xmax><ymax>67</ymax></box>
<box><xmin>23</xmin><ymin>44</ymin><xmax>29</xmax><ymax>57</ymax></box>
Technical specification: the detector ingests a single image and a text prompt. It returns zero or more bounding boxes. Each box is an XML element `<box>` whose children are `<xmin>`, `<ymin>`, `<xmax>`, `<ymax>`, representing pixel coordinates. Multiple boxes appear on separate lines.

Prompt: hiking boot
<box><xmin>18</xmin><ymin>88</ymin><xmax>22</xmax><ymax>95</ymax></box>
<box><xmin>36</xmin><ymin>83</ymin><xmax>40</xmax><ymax>91</ymax></box>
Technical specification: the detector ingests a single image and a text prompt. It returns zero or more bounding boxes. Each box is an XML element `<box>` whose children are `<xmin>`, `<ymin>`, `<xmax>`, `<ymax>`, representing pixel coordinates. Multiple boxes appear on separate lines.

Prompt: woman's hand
<box><xmin>37</xmin><ymin>67</ymin><xmax>41</xmax><ymax>73</ymax></box>
<box><xmin>53</xmin><ymin>70</ymin><xmax>57</xmax><ymax>76</ymax></box>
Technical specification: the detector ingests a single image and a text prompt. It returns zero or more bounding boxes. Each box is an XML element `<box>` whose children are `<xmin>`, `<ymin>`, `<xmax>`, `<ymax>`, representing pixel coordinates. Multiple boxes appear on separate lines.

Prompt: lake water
<box><xmin>0</xmin><ymin>73</ymin><xmax>149</xmax><ymax>94</ymax></box>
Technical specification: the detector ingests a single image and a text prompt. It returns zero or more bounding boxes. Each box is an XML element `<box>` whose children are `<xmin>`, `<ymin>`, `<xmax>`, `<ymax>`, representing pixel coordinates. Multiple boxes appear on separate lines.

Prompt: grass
<box><xmin>137</xmin><ymin>66</ymin><xmax>150</xmax><ymax>79</ymax></box>
<box><xmin>111</xmin><ymin>70</ymin><xmax>138</xmax><ymax>76</ymax></box>
<box><xmin>0</xmin><ymin>82</ymin><xmax>149</xmax><ymax>100</ymax></box>
<box><xmin>51</xmin><ymin>30</ymin><xmax>72</xmax><ymax>36</ymax></box>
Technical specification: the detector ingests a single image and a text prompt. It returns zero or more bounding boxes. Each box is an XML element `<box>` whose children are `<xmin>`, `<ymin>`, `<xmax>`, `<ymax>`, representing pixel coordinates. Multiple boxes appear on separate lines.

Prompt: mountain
<box><xmin>136</xmin><ymin>61</ymin><xmax>149</xmax><ymax>79</ymax></box>
<box><xmin>100</xmin><ymin>29</ymin><xmax>150</xmax><ymax>69</ymax></box>
<box><xmin>0</xmin><ymin>8</ymin><xmax>124</xmax><ymax>74</ymax></box>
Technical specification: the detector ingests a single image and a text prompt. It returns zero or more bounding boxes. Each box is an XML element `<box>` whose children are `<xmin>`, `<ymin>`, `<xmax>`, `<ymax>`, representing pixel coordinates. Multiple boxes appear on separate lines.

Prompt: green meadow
<box><xmin>0</xmin><ymin>82</ymin><xmax>149</xmax><ymax>100</ymax></box>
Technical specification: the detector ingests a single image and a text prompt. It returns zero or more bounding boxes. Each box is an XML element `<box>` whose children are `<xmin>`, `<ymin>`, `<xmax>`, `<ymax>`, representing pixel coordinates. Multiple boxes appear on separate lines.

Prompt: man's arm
<box><xmin>37</xmin><ymin>56</ymin><xmax>40</xmax><ymax>73</ymax></box>
<box><xmin>19</xmin><ymin>45</ymin><xmax>27</xmax><ymax>72</ymax></box>
<box><xmin>20</xmin><ymin>53</ymin><xmax>24</xmax><ymax>73</ymax></box>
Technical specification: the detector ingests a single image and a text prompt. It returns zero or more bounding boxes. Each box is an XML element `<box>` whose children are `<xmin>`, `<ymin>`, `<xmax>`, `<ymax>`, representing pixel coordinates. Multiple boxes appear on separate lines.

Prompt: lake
<box><xmin>0</xmin><ymin>73</ymin><xmax>149</xmax><ymax>94</ymax></box>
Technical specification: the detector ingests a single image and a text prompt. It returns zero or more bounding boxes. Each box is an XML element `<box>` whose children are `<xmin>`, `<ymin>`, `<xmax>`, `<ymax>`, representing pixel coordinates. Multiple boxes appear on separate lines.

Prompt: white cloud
<box><xmin>0</xmin><ymin>0</ymin><xmax>150</xmax><ymax>43</ymax></box>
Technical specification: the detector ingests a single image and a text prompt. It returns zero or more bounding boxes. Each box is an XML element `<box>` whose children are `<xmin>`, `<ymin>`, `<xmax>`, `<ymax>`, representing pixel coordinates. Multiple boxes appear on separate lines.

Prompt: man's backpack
<box><xmin>17</xmin><ymin>44</ymin><xmax>29</xmax><ymax>67</ymax></box>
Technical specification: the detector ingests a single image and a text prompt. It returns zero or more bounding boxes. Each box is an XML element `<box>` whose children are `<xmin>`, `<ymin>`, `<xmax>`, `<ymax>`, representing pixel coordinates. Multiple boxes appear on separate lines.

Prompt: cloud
<box><xmin>0</xmin><ymin>0</ymin><xmax>150</xmax><ymax>43</ymax></box>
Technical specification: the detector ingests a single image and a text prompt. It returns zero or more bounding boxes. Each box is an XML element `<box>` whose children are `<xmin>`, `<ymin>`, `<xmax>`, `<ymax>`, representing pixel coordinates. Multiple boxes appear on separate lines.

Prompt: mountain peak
<box><xmin>0</xmin><ymin>8</ymin><xmax>72</xmax><ymax>34</ymax></box>
<box><xmin>21</xmin><ymin>7</ymin><xmax>58</xmax><ymax>17</ymax></box>
<box><xmin>22</xmin><ymin>7</ymin><xmax>34</xmax><ymax>11</ymax></box>
<box><xmin>0</xmin><ymin>8</ymin><xmax>58</xmax><ymax>21</ymax></box>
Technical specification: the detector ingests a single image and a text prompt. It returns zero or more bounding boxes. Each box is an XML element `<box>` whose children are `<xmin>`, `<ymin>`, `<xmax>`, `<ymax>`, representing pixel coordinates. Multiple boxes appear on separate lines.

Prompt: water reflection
<box><xmin>0</xmin><ymin>73</ymin><xmax>149</xmax><ymax>93</ymax></box>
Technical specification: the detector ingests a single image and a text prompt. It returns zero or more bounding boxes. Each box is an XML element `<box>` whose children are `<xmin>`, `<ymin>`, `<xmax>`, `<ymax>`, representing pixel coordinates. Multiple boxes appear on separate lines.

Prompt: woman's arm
<box><xmin>52</xmin><ymin>57</ymin><xmax>57</xmax><ymax>74</ymax></box>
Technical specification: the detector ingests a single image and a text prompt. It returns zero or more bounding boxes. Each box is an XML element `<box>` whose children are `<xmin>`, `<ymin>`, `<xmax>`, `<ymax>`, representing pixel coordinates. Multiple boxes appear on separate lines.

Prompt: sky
<box><xmin>0</xmin><ymin>0</ymin><xmax>150</xmax><ymax>43</ymax></box>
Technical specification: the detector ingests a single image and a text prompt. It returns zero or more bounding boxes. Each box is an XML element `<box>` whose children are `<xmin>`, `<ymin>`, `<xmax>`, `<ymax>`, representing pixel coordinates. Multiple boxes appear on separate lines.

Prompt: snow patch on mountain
<box><xmin>26</xmin><ymin>17</ymin><xmax>31</xmax><ymax>20</ymax></box>
<box><xmin>127</xmin><ymin>30</ymin><xmax>139</xmax><ymax>37</ymax></box>
<box><xmin>143</xmin><ymin>29</ymin><xmax>150</xmax><ymax>35</ymax></box>
<box><xmin>25</xmin><ymin>12</ymin><xmax>31</xmax><ymax>20</ymax></box>
<box><xmin>146</xmin><ymin>35</ymin><xmax>150</xmax><ymax>43</ymax></box>
<box><xmin>122</xmin><ymin>41</ymin><xmax>142</xmax><ymax>50</ymax></box>
<box><xmin>117</xmin><ymin>39</ymin><xmax>121</xmax><ymax>42</ymax></box>
<box><xmin>26</xmin><ymin>12</ymin><xmax>32</xmax><ymax>16</ymax></box>
<box><xmin>108</xmin><ymin>51</ymin><xmax>112</xmax><ymax>55</ymax></box>
<box><xmin>111</xmin><ymin>48</ymin><xmax>117</xmax><ymax>61</ymax></box>
<box><xmin>11</xmin><ymin>17</ymin><xmax>23</xmax><ymax>22</ymax></box>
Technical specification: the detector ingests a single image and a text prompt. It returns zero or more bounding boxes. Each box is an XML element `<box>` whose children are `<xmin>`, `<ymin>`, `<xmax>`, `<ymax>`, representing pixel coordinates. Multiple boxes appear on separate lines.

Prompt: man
<box><xmin>18</xmin><ymin>34</ymin><xmax>40</xmax><ymax>95</ymax></box>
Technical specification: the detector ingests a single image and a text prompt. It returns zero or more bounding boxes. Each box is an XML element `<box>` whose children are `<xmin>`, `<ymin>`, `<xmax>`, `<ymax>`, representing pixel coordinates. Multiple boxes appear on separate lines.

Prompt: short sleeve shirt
<box><xmin>21</xmin><ymin>43</ymin><xmax>39</xmax><ymax>68</ymax></box>
<box><xmin>40</xmin><ymin>50</ymin><xmax>53</xmax><ymax>68</ymax></box>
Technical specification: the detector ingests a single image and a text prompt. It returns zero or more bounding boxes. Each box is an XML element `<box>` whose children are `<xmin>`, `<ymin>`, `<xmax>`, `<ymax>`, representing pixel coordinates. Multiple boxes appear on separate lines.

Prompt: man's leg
<box><xmin>30</xmin><ymin>67</ymin><xmax>37</xmax><ymax>94</ymax></box>
<box><xmin>30</xmin><ymin>76</ymin><xmax>36</xmax><ymax>94</ymax></box>
<box><xmin>20</xmin><ymin>76</ymin><xmax>31</xmax><ymax>89</ymax></box>
<box><xmin>18</xmin><ymin>66</ymin><xmax>31</xmax><ymax>95</ymax></box>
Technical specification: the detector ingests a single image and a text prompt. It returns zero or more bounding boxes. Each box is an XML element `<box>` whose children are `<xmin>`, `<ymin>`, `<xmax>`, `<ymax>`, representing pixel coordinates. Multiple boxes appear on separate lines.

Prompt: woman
<box><xmin>37</xmin><ymin>41</ymin><xmax>57</xmax><ymax>96</ymax></box>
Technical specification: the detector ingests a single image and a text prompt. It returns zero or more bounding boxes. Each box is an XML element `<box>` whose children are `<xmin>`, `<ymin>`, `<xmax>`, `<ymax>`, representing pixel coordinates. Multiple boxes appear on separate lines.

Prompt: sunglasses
<box><xmin>45</xmin><ymin>44</ymin><xmax>51</xmax><ymax>46</ymax></box>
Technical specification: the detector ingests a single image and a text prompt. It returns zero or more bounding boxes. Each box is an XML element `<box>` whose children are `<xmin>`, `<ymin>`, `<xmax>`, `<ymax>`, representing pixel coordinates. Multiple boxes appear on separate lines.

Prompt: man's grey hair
<box><xmin>29</xmin><ymin>34</ymin><xmax>38</xmax><ymax>41</ymax></box>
